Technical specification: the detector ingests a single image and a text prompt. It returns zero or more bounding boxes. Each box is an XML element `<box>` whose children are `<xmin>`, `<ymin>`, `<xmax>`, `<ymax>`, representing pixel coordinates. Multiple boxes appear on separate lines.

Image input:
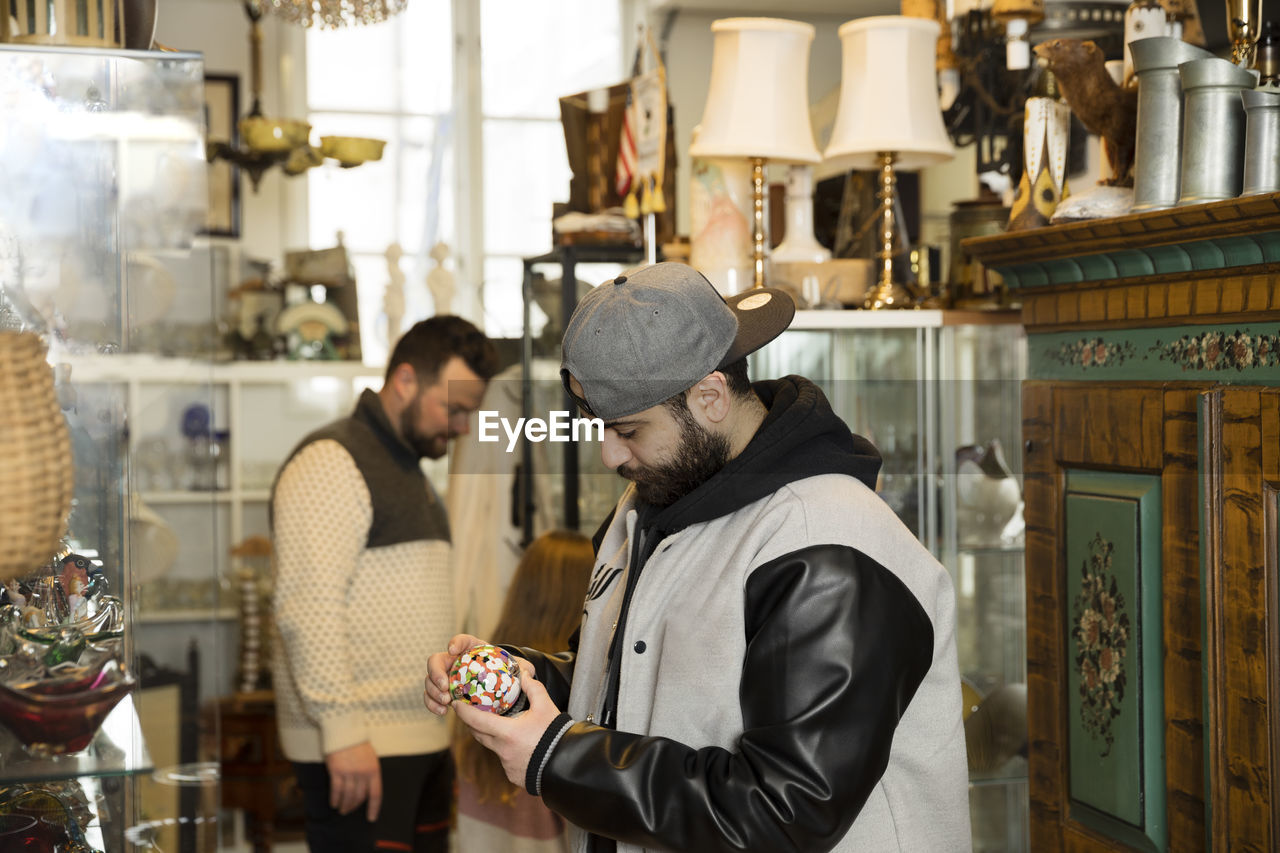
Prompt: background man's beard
<box><xmin>401</xmin><ymin>409</ymin><xmax>449</xmax><ymax>459</ymax></box>
<box><xmin>619</xmin><ymin>410</ymin><xmax>731</xmax><ymax>508</ymax></box>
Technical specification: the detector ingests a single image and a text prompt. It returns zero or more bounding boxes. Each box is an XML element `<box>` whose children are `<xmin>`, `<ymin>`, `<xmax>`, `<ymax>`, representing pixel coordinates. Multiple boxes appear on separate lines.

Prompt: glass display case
<box><xmin>0</xmin><ymin>44</ymin><xmax>219</xmax><ymax>852</ymax></box>
<box><xmin>752</xmin><ymin>308</ymin><xmax>1028</xmax><ymax>852</ymax></box>
<box><xmin>519</xmin><ymin>245</ymin><xmax>645</xmax><ymax>540</ymax></box>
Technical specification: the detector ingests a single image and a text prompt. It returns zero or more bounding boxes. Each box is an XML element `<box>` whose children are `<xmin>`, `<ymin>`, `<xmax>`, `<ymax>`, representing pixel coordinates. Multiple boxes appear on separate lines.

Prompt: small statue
<box><xmin>426</xmin><ymin>242</ymin><xmax>456</xmax><ymax>316</ymax></box>
<box><xmin>955</xmin><ymin>439</ymin><xmax>1025</xmax><ymax>548</ymax></box>
<box><xmin>383</xmin><ymin>242</ymin><xmax>406</xmax><ymax>347</ymax></box>
<box><xmin>2</xmin><ymin>581</ymin><xmax>24</xmax><ymax>610</ymax></box>
<box><xmin>60</xmin><ymin>554</ymin><xmax>90</xmax><ymax>598</ymax></box>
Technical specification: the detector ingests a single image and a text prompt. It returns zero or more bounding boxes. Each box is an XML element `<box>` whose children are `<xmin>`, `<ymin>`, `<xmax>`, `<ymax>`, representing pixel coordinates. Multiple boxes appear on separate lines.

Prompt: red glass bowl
<box><xmin>0</xmin><ymin>666</ymin><xmax>135</xmax><ymax>756</ymax></box>
<box><xmin>0</xmin><ymin>813</ymin><xmax>38</xmax><ymax>838</ymax></box>
<box><xmin>0</xmin><ymin>786</ymin><xmax>97</xmax><ymax>852</ymax></box>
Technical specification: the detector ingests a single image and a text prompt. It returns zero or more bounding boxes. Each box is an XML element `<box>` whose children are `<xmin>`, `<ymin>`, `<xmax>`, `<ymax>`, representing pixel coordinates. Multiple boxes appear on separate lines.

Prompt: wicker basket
<box><xmin>0</xmin><ymin>0</ymin><xmax>121</xmax><ymax>47</ymax></box>
<box><xmin>0</xmin><ymin>332</ymin><xmax>73</xmax><ymax>584</ymax></box>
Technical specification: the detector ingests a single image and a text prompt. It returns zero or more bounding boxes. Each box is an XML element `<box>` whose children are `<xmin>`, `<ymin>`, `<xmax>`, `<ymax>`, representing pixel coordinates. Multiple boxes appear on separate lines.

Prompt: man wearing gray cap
<box><xmin>426</xmin><ymin>262</ymin><xmax>970</xmax><ymax>852</ymax></box>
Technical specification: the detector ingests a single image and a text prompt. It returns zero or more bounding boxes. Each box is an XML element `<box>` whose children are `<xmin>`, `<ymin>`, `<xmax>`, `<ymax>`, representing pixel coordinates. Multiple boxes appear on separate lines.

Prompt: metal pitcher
<box><xmin>1178</xmin><ymin>56</ymin><xmax>1257</xmax><ymax>204</ymax></box>
<box><xmin>1130</xmin><ymin>37</ymin><xmax>1214</xmax><ymax>211</ymax></box>
<box><xmin>1242</xmin><ymin>88</ymin><xmax>1280</xmax><ymax>195</ymax></box>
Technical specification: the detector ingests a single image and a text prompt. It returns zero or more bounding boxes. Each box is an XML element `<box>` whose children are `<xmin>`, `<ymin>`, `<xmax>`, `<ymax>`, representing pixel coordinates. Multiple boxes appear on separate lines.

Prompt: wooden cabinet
<box><xmin>212</xmin><ymin>691</ymin><xmax>305</xmax><ymax>853</ymax></box>
<box><xmin>966</xmin><ymin>191</ymin><xmax>1280</xmax><ymax>852</ymax></box>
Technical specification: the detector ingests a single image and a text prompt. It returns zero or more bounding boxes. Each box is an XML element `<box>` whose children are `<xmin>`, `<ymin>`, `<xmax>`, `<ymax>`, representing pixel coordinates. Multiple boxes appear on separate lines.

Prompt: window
<box><xmin>307</xmin><ymin>0</ymin><xmax>625</xmax><ymax>361</ymax></box>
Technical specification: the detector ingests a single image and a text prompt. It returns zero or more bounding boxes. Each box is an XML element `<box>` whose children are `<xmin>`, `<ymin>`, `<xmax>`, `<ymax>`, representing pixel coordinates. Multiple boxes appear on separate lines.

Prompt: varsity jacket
<box><xmin>270</xmin><ymin>389</ymin><xmax>453</xmax><ymax>762</ymax></box>
<box><xmin>514</xmin><ymin>376</ymin><xmax>971</xmax><ymax>853</ymax></box>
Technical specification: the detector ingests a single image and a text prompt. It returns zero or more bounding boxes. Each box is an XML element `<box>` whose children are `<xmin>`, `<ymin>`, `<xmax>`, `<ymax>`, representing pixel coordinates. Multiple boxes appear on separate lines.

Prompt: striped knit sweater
<box><xmin>270</xmin><ymin>389</ymin><xmax>453</xmax><ymax>762</ymax></box>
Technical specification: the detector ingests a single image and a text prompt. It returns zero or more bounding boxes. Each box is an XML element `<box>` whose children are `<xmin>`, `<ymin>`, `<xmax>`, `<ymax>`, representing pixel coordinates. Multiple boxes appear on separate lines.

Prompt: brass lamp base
<box><xmin>863</xmin><ymin>150</ymin><xmax>918</xmax><ymax>310</ymax></box>
<box><xmin>862</xmin><ymin>281</ymin><xmax>916</xmax><ymax>310</ymax></box>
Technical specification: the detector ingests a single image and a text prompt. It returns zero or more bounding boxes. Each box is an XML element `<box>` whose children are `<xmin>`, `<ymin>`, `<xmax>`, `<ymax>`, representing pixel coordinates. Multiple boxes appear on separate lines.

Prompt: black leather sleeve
<box><xmin>499</xmin><ymin>626</ymin><xmax>580</xmax><ymax>709</ymax></box>
<box><xmin>538</xmin><ymin>544</ymin><xmax>935</xmax><ymax>853</ymax></box>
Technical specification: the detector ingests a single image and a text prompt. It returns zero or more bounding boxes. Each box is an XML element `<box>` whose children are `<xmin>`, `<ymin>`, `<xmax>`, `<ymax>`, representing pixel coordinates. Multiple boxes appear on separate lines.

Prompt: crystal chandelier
<box><xmin>264</xmin><ymin>0</ymin><xmax>407</xmax><ymax>28</ymax></box>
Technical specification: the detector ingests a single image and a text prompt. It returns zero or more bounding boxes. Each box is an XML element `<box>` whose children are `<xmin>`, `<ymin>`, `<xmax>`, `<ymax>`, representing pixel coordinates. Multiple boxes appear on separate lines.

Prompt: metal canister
<box><xmin>1177</xmin><ymin>56</ymin><xmax>1257</xmax><ymax>204</ymax></box>
<box><xmin>1130</xmin><ymin>37</ymin><xmax>1213</xmax><ymax>211</ymax></box>
<box><xmin>1242</xmin><ymin>88</ymin><xmax>1280</xmax><ymax>195</ymax></box>
<box><xmin>948</xmin><ymin>199</ymin><xmax>1012</xmax><ymax>308</ymax></box>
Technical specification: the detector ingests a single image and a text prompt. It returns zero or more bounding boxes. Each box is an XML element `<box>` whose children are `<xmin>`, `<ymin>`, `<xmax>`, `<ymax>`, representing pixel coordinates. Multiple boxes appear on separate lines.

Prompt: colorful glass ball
<box><xmin>448</xmin><ymin>644</ymin><xmax>523</xmax><ymax>714</ymax></box>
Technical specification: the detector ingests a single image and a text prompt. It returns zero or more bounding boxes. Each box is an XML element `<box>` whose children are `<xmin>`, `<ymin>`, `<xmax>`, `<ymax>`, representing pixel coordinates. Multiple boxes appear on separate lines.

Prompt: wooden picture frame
<box><xmin>202</xmin><ymin>74</ymin><xmax>241</xmax><ymax>238</ymax></box>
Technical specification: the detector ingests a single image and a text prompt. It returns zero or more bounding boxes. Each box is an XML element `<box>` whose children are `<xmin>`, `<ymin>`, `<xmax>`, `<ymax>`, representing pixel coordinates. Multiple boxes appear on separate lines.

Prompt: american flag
<box><xmin>615</xmin><ymin>90</ymin><xmax>637</xmax><ymax>199</ymax></box>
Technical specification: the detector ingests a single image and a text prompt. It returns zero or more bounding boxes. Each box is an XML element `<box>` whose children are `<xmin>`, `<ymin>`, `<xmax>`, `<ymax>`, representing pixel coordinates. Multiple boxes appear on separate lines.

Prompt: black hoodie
<box><xmin>595</xmin><ymin>375</ymin><xmax>882</xmax><ymax>729</ymax></box>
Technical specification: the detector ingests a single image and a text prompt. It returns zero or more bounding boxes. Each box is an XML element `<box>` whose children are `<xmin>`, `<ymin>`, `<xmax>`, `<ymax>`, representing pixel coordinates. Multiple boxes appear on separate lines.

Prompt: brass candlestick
<box><xmin>1226</xmin><ymin>0</ymin><xmax>1264</xmax><ymax>67</ymax></box>
<box><xmin>862</xmin><ymin>151</ymin><xmax>916</xmax><ymax>309</ymax></box>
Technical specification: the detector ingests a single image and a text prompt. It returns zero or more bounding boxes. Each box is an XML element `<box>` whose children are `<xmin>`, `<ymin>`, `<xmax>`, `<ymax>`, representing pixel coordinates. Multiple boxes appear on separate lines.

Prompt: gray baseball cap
<box><xmin>560</xmin><ymin>262</ymin><xmax>795</xmax><ymax>420</ymax></box>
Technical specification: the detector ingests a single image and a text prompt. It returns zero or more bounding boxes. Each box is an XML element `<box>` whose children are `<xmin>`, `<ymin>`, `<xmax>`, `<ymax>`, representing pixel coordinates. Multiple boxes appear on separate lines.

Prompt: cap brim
<box><xmin>718</xmin><ymin>288</ymin><xmax>796</xmax><ymax>367</ymax></box>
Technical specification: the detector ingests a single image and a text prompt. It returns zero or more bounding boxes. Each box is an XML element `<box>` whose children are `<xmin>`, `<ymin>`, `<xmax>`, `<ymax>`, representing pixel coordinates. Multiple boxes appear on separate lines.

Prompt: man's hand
<box><xmin>424</xmin><ymin>633</ymin><xmax>485</xmax><ymax>715</ymax></box>
<box><xmin>325</xmin><ymin>741</ymin><xmax>381</xmax><ymax>821</ymax></box>
<box><xmin>454</xmin><ymin>668</ymin><xmax>563</xmax><ymax>788</ymax></box>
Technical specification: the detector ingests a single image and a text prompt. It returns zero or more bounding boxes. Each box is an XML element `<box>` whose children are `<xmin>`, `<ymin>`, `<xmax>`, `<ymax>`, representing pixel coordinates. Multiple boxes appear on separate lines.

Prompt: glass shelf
<box><xmin>140</xmin><ymin>490</ymin><xmax>233</xmax><ymax>504</ymax></box>
<box><xmin>956</xmin><ymin>544</ymin><xmax>1025</xmax><ymax>557</ymax></box>
<box><xmin>970</xmin><ymin>759</ymin><xmax>1029</xmax><ymax>788</ymax></box>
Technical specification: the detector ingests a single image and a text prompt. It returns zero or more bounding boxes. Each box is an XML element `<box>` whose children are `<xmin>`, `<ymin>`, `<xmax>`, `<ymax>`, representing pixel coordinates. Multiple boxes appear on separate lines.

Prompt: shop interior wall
<box><xmin>134</xmin><ymin>0</ymin><xmax>980</xmax><ymax>698</ymax></box>
<box><xmin>154</xmin><ymin>0</ymin><xmax>977</xmax><ymax>276</ymax></box>
<box><xmin>649</xmin><ymin>5</ymin><xmax>977</xmax><ymax>269</ymax></box>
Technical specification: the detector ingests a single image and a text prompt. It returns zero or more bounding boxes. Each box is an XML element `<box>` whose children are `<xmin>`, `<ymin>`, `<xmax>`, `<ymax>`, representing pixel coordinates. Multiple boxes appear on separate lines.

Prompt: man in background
<box><xmin>272</xmin><ymin>315</ymin><xmax>499</xmax><ymax>853</ymax></box>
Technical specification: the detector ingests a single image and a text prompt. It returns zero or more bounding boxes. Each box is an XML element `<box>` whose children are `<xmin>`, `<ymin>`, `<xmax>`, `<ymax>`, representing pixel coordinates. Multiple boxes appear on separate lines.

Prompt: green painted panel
<box><xmin>1030</xmin><ymin>322</ymin><xmax>1280</xmax><ymax>382</ymax></box>
<box><xmin>1066</xmin><ymin>471</ymin><xmax>1165</xmax><ymax>852</ymax></box>
<box><xmin>1077</xmin><ymin>253</ymin><xmax>1118</xmax><ymax>281</ymax></box>
<box><xmin>1049</xmin><ymin>257</ymin><xmax>1085</xmax><ymax>284</ymax></box>
<box><xmin>1212</xmin><ymin>235</ymin><xmax>1265</xmax><ymax>267</ymax></box>
<box><xmin>1007</xmin><ymin>230</ymin><xmax>1280</xmax><ymax>287</ymax></box>
<box><xmin>1143</xmin><ymin>244</ymin><xmax>1194</xmax><ymax>274</ymax></box>
<box><xmin>993</xmin><ymin>264</ymin><xmax>1024</xmax><ymax>288</ymax></box>
<box><xmin>1259</xmin><ymin>231</ymin><xmax>1280</xmax><ymax>263</ymax></box>
<box><xmin>1017</xmin><ymin>263</ymin><xmax>1050</xmax><ymax>287</ymax></box>
<box><xmin>1184</xmin><ymin>240</ymin><xmax>1225</xmax><ymax>270</ymax></box>
<box><xmin>1113</xmin><ymin>250</ymin><xmax>1156</xmax><ymax>277</ymax></box>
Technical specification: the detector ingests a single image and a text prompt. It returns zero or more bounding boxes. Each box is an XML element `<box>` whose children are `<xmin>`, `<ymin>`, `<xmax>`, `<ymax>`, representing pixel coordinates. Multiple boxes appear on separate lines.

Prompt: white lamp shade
<box><xmin>823</xmin><ymin>16</ymin><xmax>955</xmax><ymax>172</ymax></box>
<box><xmin>690</xmin><ymin>17</ymin><xmax>822</xmax><ymax>164</ymax></box>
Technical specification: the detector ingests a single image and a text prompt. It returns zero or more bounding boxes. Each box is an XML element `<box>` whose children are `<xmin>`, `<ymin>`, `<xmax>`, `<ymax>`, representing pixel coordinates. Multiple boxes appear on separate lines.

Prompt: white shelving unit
<box><xmin>61</xmin><ymin>356</ymin><xmax>383</xmax><ymax>636</ymax></box>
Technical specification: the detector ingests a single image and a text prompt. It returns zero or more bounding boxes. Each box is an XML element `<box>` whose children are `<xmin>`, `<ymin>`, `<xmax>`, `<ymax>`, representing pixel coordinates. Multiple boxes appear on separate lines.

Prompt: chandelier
<box><xmin>207</xmin><ymin>0</ymin><xmax>388</xmax><ymax>190</ymax></box>
<box><xmin>264</xmin><ymin>0</ymin><xmax>407</xmax><ymax>29</ymax></box>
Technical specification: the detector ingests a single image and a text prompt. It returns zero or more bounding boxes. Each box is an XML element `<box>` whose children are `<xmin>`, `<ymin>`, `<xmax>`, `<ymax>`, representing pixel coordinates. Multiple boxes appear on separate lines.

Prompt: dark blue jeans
<box><xmin>292</xmin><ymin>750</ymin><xmax>453</xmax><ymax>853</ymax></box>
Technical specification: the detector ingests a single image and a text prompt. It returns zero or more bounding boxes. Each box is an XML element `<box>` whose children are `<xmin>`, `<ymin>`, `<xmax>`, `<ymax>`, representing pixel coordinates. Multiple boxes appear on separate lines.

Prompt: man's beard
<box><xmin>618</xmin><ymin>406</ymin><xmax>732</xmax><ymax>509</ymax></box>
<box><xmin>401</xmin><ymin>405</ymin><xmax>449</xmax><ymax>460</ymax></box>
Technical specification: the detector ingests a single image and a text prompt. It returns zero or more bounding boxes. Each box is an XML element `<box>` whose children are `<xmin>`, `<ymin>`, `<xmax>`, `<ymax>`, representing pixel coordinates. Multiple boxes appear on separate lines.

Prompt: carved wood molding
<box><xmin>1200</xmin><ymin>389</ymin><xmax>1229</xmax><ymax>848</ymax></box>
<box><xmin>962</xmin><ymin>192</ymin><xmax>1280</xmax><ymax>270</ymax></box>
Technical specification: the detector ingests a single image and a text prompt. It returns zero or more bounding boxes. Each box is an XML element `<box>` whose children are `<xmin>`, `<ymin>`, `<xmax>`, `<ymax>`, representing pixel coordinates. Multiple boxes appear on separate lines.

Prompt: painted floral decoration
<box><xmin>1150</xmin><ymin>330</ymin><xmax>1280</xmax><ymax>371</ymax></box>
<box><xmin>1071</xmin><ymin>532</ymin><xmax>1130</xmax><ymax>757</ymax></box>
<box><xmin>1048</xmin><ymin>337</ymin><xmax>1137</xmax><ymax>370</ymax></box>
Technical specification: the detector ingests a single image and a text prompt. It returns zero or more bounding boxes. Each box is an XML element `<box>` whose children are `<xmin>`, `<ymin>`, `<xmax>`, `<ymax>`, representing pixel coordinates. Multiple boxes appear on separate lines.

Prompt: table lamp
<box><xmin>691</xmin><ymin>18</ymin><xmax>822</xmax><ymax>289</ymax></box>
<box><xmin>824</xmin><ymin>16</ymin><xmax>954</xmax><ymax>309</ymax></box>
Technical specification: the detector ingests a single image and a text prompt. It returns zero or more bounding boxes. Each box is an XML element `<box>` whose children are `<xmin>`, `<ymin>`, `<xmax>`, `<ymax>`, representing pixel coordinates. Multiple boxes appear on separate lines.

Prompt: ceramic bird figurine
<box><xmin>955</xmin><ymin>439</ymin><xmax>1024</xmax><ymax>548</ymax></box>
<box><xmin>1033</xmin><ymin>39</ymin><xmax>1138</xmax><ymax>187</ymax></box>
